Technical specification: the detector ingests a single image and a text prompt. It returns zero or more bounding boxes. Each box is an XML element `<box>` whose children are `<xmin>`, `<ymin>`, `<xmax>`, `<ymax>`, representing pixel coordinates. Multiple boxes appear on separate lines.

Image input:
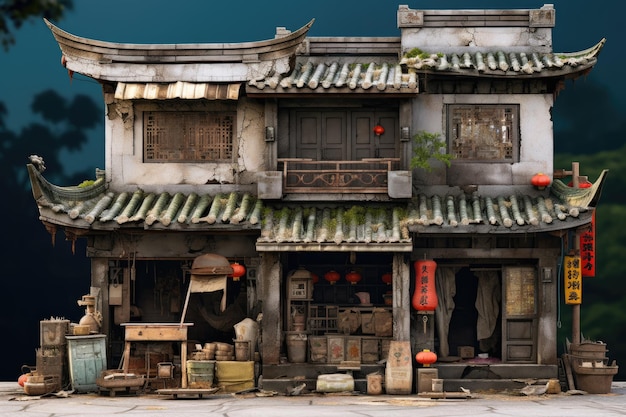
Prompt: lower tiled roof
<box><xmin>27</xmin><ymin>164</ymin><xmax>603</xmax><ymax>244</ymax></box>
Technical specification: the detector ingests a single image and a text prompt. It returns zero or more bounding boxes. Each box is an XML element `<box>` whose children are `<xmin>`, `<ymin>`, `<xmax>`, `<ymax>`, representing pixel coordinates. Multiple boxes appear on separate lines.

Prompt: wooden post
<box><xmin>571</xmin><ymin>162</ymin><xmax>581</xmax><ymax>346</ymax></box>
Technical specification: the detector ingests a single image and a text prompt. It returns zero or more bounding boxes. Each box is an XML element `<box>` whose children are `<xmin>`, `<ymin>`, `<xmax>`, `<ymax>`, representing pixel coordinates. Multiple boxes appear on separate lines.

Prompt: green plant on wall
<box><xmin>410</xmin><ymin>130</ymin><xmax>454</xmax><ymax>171</ymax></box>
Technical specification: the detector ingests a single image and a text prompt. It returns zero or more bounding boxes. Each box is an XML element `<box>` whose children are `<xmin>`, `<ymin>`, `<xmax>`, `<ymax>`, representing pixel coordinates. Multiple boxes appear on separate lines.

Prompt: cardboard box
<box><xmin>458</xmin><ymin>346</ymin><xmax>475</xmax><ymax>358</ymax></box>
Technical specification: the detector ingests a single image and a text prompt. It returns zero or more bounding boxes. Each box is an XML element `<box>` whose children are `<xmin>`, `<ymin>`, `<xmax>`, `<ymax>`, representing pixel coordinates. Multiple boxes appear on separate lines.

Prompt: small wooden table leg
<box><xmin>180</xmin><ymin>341</ymin><xmax>187</xmax><ymax>388</ymax></box>
<box><xmin>122</xmin><ymin>341</ymin><xmax>131</xmax><ymax>373</ymax></box>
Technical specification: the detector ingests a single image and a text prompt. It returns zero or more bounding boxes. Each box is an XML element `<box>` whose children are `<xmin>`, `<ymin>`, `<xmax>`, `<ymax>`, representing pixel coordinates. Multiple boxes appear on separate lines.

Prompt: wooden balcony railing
<box><xmin>278</xmin><ymin>158</ymin><xmax>400</xmax><ymax>194</ymax></box>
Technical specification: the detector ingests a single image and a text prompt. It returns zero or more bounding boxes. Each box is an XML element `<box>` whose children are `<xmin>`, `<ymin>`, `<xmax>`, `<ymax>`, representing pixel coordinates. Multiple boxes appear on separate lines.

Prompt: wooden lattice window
<box><xmin>447</xmin><ymin>104</ymin><xmax>519</xmax><ymax>162</ymax></box>
<box><xmin>144</xmin><ymin>111</ymin><xmax>235</xmax><ymax>162</ymax></box>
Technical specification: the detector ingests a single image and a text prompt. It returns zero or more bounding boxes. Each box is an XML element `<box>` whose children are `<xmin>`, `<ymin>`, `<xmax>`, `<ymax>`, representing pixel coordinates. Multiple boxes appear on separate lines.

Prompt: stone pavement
<box><xmin>1</xmin><ymin>381</ymin><xmax>625</xmax><ymax>417</ymax></box>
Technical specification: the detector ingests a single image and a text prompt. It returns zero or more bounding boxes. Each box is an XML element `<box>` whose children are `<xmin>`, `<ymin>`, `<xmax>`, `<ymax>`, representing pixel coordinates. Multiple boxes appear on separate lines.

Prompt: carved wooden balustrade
<box><xmin>278</xmin><ymin>158</ymin><xmax>400</xmax><ymax>194</ymax></box>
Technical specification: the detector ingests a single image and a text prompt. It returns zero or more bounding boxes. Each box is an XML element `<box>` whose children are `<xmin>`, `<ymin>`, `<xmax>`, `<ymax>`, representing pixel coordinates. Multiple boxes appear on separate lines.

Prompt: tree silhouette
<box><xmin>0</xmin><ymin>0</ymin><xmax>73</xmax><ymax>50</ymax></box>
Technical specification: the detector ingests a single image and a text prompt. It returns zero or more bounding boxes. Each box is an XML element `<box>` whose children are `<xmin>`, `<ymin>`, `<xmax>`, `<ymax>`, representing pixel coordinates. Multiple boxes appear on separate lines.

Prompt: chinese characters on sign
<box><xmin>412</xmin><ymin>260</ymin><xmax>438</xmax><ymax>311</ymax></box>
<box><xmin>580</xmin><ymin>211</ymin><xmax>596</xmax><ymax>277</ymax></box>
<box><xmin>564</xmin><ymin>255</ymin><xmax>582</xmax><ymax>305</ymax></box>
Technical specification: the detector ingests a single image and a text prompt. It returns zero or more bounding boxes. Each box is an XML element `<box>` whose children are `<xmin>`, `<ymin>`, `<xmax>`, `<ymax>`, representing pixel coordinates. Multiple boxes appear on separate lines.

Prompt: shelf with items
<box><xmin>308</xmin><ymin>304</ymin><xmax>393</xmax><ymax>337</ymax></box>
<box><xmin>308</xmin><ymin>334</ymin><xmax>393</xmax><ymax>364</ymax></box>
<box><xmin>308</xmin><ymin>304</ymin><xmax>339</xmax><ymax>335</ymax></box>
<box><xmin>285</xmin><ymin>268</ymin><xmax>314</xmax><ymax>333</ymax></box>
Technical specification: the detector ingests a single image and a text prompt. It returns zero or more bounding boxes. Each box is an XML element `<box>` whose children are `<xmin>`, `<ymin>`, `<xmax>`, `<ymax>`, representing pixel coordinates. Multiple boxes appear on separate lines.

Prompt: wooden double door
<box><xmin>289</xmin><ymin>109</ymin><xmax>398</xmax><ymax>161</ymax></box>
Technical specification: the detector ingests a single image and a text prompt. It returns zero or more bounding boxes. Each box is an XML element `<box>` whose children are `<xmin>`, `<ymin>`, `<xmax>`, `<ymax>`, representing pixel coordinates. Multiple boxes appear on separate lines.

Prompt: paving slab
<box><xmin>0</xmin><ymin>381</ymin><xmax>624</xmax><ymax>417</ymax></box>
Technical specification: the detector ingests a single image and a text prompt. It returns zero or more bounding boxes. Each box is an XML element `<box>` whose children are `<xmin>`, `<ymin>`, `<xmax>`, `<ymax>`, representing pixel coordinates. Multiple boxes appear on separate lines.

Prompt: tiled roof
<box><xmin>28</xmin><ymin>165</ymin><xmax>603</xmax><ymax>244</ymax></box>
<box><xmin>247</xmin><ymin>60</ymin><xmax>418</xmax><ymax>93</ymax></box>
<box><xmin>399</xmin><ymin>38</ymin><xmax>605</xmax><ymax>78</ymax></box>
<box><xmin>246</xmin><ymin>39</ymin><xmax>605</xmax><ymax>94</ymax></box>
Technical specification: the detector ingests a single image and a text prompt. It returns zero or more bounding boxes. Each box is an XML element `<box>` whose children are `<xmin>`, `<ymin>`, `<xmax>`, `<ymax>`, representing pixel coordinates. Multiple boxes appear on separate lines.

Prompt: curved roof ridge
<box><xmin>44</xmin><ymin>18</ymin><xmax>314</xmax><ymax>51</ymax></box>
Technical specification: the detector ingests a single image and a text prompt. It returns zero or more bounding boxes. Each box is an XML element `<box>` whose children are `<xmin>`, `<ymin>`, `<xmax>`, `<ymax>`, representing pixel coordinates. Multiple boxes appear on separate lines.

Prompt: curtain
<box><xmin>474</xmin><ymin>270</ymin><xmax>501</xmax><ymax>351</ymax></box>
<box><xmin>435</xmin><ymin>267</ymin><xmax>457</xmax><ymax>357</ymax></box>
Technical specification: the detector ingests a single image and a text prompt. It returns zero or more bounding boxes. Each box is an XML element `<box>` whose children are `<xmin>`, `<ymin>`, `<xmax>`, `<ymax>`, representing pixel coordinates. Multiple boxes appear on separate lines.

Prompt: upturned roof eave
<box><xmin>44</xmin><ymin>17</ymin><xmax>313</xmax><ymax>82</ymax></box>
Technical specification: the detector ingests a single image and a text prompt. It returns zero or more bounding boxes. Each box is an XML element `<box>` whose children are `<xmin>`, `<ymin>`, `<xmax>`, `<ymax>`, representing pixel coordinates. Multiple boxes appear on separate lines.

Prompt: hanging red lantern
<box><xmin>324</xmin><ymin>270</ymin><xmax>341</xmax><ymax>285</ymax></box>
<box><xmin>412</xmin><ymin>260</ymin><xmax>438</xmax><ymax>311</ymax></box>
<box><xmin>311</xmin><ymin>273</ymin><xmax>319</xmax><ymax>284</ymax></box>
<box><xmin>415</xmin><ymin>349</ymin><xmax>438</xmax><ymax>367</ymax></box>
<box><xmin>229</xmin><ymin>262</ymin><xmax>246</xmax><ymax>281</ymax></box>
<box><xmin>373</xmin><ymin>124</ymin><xmax>385</xmax><ymax>136</ymax></box>
<box><xmin>531</xmin><ymin>173</ymin><xmax>551</xmax><ymax>189</ymax></box>
<box><xmin>381</xmin><ymin>272</ymin><xmax>392</xmax><ymax>285</ymax></box>
<box><xmin>345</xmin><ymin>270</ymin><xmax>362</xmax><ymax>285</ymax></box>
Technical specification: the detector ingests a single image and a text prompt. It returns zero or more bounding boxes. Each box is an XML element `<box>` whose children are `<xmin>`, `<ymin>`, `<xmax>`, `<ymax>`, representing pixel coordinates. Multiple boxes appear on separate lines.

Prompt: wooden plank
<box><xmin>122</xmin><ymin>324</ymin><xmax>190</xmax><ymax>341</ymax></box>
<box><xmin>157</xmin><ymin>387</ymin><xmax>220</xmax><ymax>399</ymax></box>
<box><xmin>417</xmin><ymin>391</ymin><xmax>472</xmax><ymax>399</ymax></box>
<box><xmin>562</xmin><ymin>353</ymin><xmax>576</xmax><ymax>391</ymax></box>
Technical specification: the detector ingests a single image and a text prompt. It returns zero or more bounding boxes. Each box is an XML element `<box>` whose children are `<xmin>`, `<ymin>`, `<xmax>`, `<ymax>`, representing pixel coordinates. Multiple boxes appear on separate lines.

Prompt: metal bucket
<box><xmin>286</xmin><ymin>333</ymin><xmax>307</xmax><ymax>363</ymax></box>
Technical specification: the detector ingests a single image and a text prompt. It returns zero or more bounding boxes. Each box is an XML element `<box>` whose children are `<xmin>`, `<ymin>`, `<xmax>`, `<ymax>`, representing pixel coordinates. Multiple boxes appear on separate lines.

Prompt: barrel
<box><xmin>286</xmin><ymin>333</ymin><xmax>307</xmax><ymax>363</ymax></box>
<box><xmin>186</xmin><ymin>360</ymin><xmax>215</xmax><ymax>389</ymax></box>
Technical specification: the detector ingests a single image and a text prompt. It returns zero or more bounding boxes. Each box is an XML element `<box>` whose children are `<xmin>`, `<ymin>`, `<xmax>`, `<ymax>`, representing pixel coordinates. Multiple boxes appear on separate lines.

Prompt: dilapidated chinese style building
<box><xmin>28</xmin><ymin>4</ymin><xmax>607</xmax><ymax>393</ymax></box>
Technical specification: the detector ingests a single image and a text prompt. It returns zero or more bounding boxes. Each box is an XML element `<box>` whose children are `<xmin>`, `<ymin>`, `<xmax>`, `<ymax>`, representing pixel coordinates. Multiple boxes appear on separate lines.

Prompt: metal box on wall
<box><xmin>66</xmin><ymin>334</ymin><xmax>107</xmax><ymax>393</ymax></box>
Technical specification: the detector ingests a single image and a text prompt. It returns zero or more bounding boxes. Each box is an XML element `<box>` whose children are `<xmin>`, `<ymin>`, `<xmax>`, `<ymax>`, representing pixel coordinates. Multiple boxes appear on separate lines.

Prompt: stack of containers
<box><xmin>569</xmin><ymin>341</ymin><xmax>619</xmax><ymax>394</ymax></box>
<box><xmin>37</xmin><ymin>318</ymin><xmax>69</xmax><ymax>391</ymax></box>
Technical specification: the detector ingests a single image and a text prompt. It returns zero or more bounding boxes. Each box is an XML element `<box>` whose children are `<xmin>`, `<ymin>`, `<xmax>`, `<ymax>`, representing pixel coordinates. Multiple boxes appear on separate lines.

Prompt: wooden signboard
<box><xmin>564</xmin><ymin>255</ymin><xmax>582</xmax><ymax>305</ymax></box>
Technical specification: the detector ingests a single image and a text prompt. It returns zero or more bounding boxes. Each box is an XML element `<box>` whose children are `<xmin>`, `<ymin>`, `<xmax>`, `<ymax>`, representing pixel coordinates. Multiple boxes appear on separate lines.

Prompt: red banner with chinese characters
<box><xmin>564</xmin><ymin>255</ymin><xmax>582</xmax><ymax>305</ymax></box>
<box><xmin>412</xmin><ymin>260</ymin><xmax>438</xmax><ymax>311</ymax></box>
<box><xmin>580</xmin><ymin>210</ymin><xmax>596</xmax><ymax>277</ymax></box>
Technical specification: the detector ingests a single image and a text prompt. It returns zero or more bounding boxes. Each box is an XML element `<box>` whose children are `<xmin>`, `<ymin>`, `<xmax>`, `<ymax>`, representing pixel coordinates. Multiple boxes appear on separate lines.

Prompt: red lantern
<box><xmin>531</xmin><ymin>173</ymin><xmax>551</xmax><ymax>189</ymax></box>
<box><xmin>229</xmin><ymin>262</ymin><xmax>246</xmax><ymax>281</ymax></box>
<box><xmin>568</xmin><ymin>179</ymin><xmax>592</xmax><ymax>188</ymax></box>
<box><xmin>324</xmin><ymin>270</ymin><xmax>340</xmax><ymax>285</ymax></box>
<box><xmin>382</xmin><ymin>272</ymin><xmax>392</xmax><ymax>285</ymax></box>
<box><xmin>412</xmin><ymin>260</ymin><xmax>438</xmax><ymax>311</ymax></box>
<box><xmin>345</xmin><ymin>270</ymin><xmax>362</xmax><ymax>285</ymax></box>
<box><xmin>373</xmin><ymin>124</ymin><xmax>385</xmax><ymax>136</ymax></box>
<box><xmin>415</xmin><ymin>349</ymin><xmax>438</xmax><ymax>367</ymax></box>
<box><xmin>311</xmin><ymin>273</ymin><xmax>319</xmax><ymax>284</ymax></box>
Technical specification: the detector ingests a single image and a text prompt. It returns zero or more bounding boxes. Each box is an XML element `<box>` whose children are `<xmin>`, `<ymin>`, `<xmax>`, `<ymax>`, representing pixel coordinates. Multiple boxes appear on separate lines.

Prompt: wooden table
<box><xmin>121</xmin><ymin>323</ymin><xmax>193</xmax><ymax>388</ymax></box>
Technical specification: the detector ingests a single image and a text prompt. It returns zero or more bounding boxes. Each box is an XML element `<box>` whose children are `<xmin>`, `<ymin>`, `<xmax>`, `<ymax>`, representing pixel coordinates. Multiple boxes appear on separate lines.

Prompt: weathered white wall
<box><xmin>413</xmin><ymin>93</ymin><xmax>554</xmax><ymax>186</ymax></box>
<box><xmin>104</xmin><ymin>96</ymin><xmax>266</xmax><ymax>190</ymax></box>
<box><xmin>398</xmin><ymin>5</ymin><xmax>554</xmax><ymax>54</ymax></box>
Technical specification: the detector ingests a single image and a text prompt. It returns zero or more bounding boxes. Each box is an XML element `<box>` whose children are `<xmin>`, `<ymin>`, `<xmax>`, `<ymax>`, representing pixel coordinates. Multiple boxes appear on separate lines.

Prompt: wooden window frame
<box><xmin>143</xmin><ymin>111</ymin><xmax>235</xmax><ymax>163</ymax></box>
<box><xmin>447</xmin><ymin>104</ymin><xmax>519</xmax><ymax>163</ymax></box>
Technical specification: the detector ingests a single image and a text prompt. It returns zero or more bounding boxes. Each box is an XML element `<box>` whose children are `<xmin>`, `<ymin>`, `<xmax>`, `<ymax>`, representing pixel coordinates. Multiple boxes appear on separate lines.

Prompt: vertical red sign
<box><xmin>580</xmin><ymin>210</ymin><xmax>596</xmax><ymax>277</ymax></box>
<box><xmin>412</xmin><ymin>260</ymin><xmax>438</xmax><ymax>311</ymax></box>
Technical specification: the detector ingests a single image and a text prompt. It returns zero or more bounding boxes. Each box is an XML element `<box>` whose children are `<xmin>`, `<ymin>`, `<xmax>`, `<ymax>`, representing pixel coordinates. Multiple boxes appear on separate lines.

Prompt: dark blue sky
<box><xmin>2</xmin><ymin>1</ymin><xmax>621</xmax><ymax>175</ymax></box>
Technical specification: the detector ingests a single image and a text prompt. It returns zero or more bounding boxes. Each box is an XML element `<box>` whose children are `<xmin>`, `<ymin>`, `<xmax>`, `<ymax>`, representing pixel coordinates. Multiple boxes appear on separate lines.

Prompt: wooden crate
<box><xmin>327</xmin><ymin>335</ymin><xmax>345</xmax><ymax>363</ymax></box>
<box><xmin>309</xmin><ymin>336</ymin><xmax>327</xmax><ymax>363</ymax></box>
<box><xmin>345</xmin><ymin>337</ymin><xmax>361</xmax><ymax>362</ymax></box>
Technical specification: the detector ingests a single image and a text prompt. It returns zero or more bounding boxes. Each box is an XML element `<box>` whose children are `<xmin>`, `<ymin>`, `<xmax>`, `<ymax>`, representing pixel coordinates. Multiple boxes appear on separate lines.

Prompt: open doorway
<box><xmin>446</xmin><ymin>266</ymin><xmax>502</xmax><ymax>360</ymax></box>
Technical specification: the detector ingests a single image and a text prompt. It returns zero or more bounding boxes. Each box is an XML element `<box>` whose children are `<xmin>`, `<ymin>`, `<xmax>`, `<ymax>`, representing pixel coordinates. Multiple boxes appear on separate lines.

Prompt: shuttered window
<box><xmin>144</xmin><ymin>111</ymin><xmax>235</xmax><ymax>162</ymax></box>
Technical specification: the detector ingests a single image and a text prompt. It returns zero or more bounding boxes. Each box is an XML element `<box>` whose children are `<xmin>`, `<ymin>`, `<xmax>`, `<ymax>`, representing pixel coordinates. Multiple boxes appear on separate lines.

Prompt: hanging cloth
<box><xmin>434</xmin><ymin>267</ymin><xmax>457</xmax><ymax>358</ymax></box>
<box><xmin>474</xmin><ymin>270</ymin><xmax>501</xmax><ymax>346</ymax></box>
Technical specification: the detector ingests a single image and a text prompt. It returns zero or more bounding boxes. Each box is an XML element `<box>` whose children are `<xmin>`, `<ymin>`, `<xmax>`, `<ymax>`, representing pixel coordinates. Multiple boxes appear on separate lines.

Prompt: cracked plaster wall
<box><xmin>104</xmin><ymin>97</ymin><xmax>266</xmax><ymax>190</ymax></box>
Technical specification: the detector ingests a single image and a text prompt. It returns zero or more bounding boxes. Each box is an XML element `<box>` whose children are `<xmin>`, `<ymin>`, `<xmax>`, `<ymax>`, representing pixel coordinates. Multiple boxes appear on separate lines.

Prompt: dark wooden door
<box><xmin>291</xmin><ymin>109</ymin><xmax>397</xmax><ymax>161</ymax></box>
<box><xmin>352</xmin><ymin>111</ymin><xmax>397</xmax><ymax>160</ymax></box>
